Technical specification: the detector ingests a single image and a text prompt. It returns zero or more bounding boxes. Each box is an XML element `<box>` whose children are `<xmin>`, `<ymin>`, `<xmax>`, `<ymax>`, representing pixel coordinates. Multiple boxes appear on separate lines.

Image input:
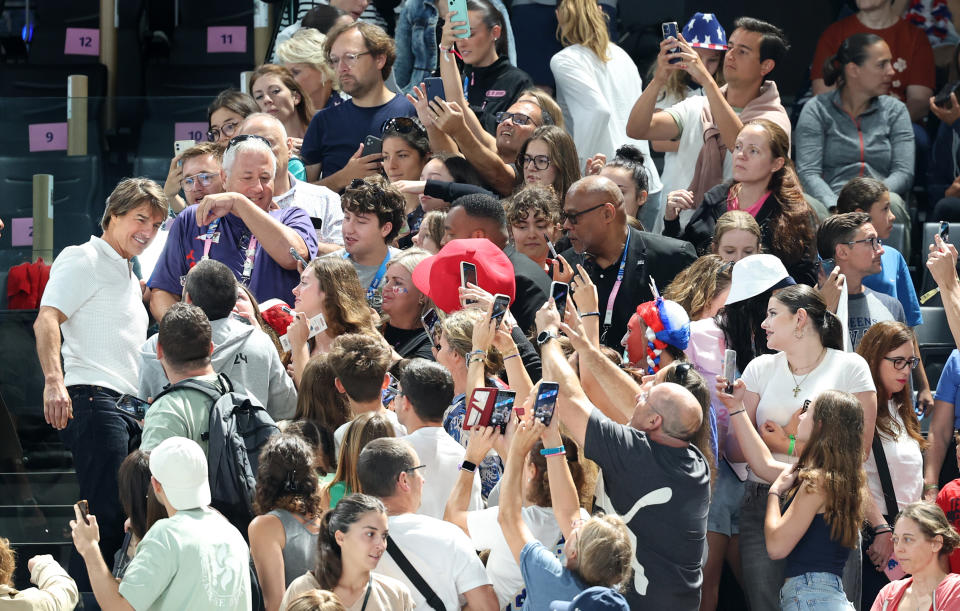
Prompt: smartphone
<box><xmin>723</xmin><ymin>349</ymin><xmax>737</xmax><ymax>394</ymax></box>
<box><xmin>551</xmin><ymin>281</ymin><xmax>569</xmax><ymax>321</ymax></box>
<box><xmin>289</xmin><ymin>246</ymin><xmax>309</xmax><ymax>267</ymax></box>
<box><xmin>662</xmin><ymin>22</ymin><xmax>681</xmax><ymax>64</ymax></box>
<box><xmin>818</xmin><ymin>256</ymin><xmax>835</xmax><ymax>280</ymax></box>
<box><xmin>363</xmin><ymin>135</ymin><xmax>383</xmax><ymax>157</ymax></box>
<box><xmin>423</xmin><ymin>77</ymin><xmax>445</xmax><ymax>102</ymax></box>
<box><xmin>533</xmin><ymin>382</ymin><xmax>560</xmax><ymax>426</ymax></box>
<box><xmin>115</xmin><ymin>394</ymin><xmax>149</xmax><ymax>420</ymax></box>
<box><xmin>465</xmin><ymin>387</ymin><xmax>497</xmax><ymax>429</ymax></box>
<box><xmin>447</xmin><ymin>0</ymin><xmax>471</xmax><ymax>38</ymax></box>
<box><xmin>490</xmin><ymin>390</ymin><xmax>516</xmax><ymax>433</ymax></box>
<box><xmin>940</xmin><ymin>221</ymin><xmax>950</xmax><ymax>243</ymax></box>
<box><xmin>421</xmin><ymin>308</ymin><xmax>441</xmax><ymax>339</ymax></box>
<box><xmin>491</xmin><ymin>293</ymin><xmax>510</xmax><ymax>324</ymax></box>
<box><xmin>174</xmin><ymin>139</ymin><xmax>195</xmax><ymax>156</ymax></box>
<box><xmin>935</xmin><ymin>81</ymin><xmax>960</xmax><ymax>108</ymax></box>
<box><xmin>461</xmin><ymin>261</ymin><xmax>478</xmax><ymax>305</ymax></box>
<box><xmin>77</xmin><ymin>499</ymin><xmax>90</xmax><ymax>525</ymax></box>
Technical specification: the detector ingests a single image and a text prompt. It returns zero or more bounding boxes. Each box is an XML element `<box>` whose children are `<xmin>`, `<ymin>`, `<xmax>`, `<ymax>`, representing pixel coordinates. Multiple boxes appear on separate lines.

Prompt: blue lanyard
<box><xmin>343</xmin><ymin>250</ymin><xmax>392</xmax><ymax>301</ymax></box>
<box><xmin>603</xmin><ymin>230</ymin><xmax>631</xmax><ymax>327</ymax></box>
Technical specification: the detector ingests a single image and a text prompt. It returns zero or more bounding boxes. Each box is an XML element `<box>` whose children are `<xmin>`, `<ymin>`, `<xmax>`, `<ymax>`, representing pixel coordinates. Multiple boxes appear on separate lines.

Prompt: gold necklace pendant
<box><xmin>792</xmin><ymin>385</ymin><xmax>801</xmax><ymax>398</ymax></box>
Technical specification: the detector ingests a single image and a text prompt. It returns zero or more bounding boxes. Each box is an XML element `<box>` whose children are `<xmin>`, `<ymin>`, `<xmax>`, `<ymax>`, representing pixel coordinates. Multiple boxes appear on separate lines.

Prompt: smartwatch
<box><xmin>459</xmin><ymin>460</ymin><xmax>477</xmax><ymax>473</ymax></box>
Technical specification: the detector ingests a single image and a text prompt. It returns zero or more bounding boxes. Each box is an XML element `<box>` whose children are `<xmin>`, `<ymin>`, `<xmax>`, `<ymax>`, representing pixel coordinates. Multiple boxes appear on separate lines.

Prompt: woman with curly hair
<box><xmin>663</xmin><ymin>119</ymin><xmax>818</xmax><ymax>285</ymax></box>
<box><xmin>721</xmin><ymin>388</ymin><xmax>866</xmax><ymax>610</ymax></box>
<box><xmin>249</xmin><ymin>433</ymin><xmax>325</xmax><ymax>611</ymax></box>
<box><xmin>288</xmin><ymin>256</ymin><xmax>379</xmax><ymax>385</ymax></box>
<box><xmin>664</xmin><ymin>254</ymin><xmax>732</xmax><ymax>321</ymax></box>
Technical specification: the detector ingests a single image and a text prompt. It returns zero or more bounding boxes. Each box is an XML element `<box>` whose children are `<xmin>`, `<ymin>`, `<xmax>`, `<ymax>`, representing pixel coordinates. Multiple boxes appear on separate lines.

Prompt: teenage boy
<box><xmin>324</xmin><ymin>175</ymin><xmax>405</xmax><ymax>311</ymax></box>
<box><xmin>327</xmin><ymin>333</ymin><xmax>406</xmax><ymax>454</ymax></box>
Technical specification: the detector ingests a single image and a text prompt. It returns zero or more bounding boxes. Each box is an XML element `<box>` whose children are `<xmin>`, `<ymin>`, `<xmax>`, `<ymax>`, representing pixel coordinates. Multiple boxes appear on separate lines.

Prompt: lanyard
<box><xmin>197</xmin><ymin>218</ymin><xmax>221</xmax><ymax>260</ymax></box>
<box><xmin>240</xmin><ymin>235</ymin><xmax>258</xmax><ymax>286</ymax></box>
<box><xmin>603</xmin><ymin>230</ymin><xmax>631</xmax><ymax>327</ymax></box>
<box><xmin>344</xmin><ymin>250</ymin><xmax>392</xmax><ymax>303</ymax></box>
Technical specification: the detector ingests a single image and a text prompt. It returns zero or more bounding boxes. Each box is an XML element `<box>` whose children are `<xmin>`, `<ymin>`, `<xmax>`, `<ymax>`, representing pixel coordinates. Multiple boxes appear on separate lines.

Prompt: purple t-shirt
<box><xmin>300</xmin><ymin>94</ymin><xmax>416</xmax><ymax>177</ymax></box>
<box><xmin>147</xmin><ymin>204</ymin><xmax>318</xmax><ymax>306</ymax></box>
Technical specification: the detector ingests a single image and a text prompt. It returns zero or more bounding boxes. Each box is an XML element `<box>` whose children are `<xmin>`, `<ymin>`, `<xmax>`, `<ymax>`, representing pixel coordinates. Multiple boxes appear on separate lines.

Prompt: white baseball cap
<box><xmin>150</xmin><ymin>437</ymin><xmax>211</xmax><ymax>511</ymax></box>
<box><xmin>725</xmin><ymin>254</ymin><xmax>796</xmax><ymax>305</ymax></box>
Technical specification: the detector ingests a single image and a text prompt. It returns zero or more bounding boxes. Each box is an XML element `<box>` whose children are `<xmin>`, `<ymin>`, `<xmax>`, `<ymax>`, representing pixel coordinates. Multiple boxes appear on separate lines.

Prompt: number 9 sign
<box><xmin>29</xmin><ymin>123</ymin><xmax>68</xmax><ymax>152</ymax></box>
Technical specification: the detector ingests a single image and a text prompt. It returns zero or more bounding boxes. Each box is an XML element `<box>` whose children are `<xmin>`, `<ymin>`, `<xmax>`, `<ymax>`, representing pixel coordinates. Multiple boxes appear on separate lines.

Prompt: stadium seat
<box><xmin>917</xmin><ymin>306</ymin><xmax>956</xmax><ymax>389</ymax></box>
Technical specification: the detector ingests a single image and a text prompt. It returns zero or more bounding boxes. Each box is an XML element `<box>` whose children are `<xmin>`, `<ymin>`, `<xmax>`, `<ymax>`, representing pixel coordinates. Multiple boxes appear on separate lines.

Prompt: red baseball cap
<box><xmin>412</xmin><ymin>238</ymin><xmax>516</xmax><ymax>313</ymax></box>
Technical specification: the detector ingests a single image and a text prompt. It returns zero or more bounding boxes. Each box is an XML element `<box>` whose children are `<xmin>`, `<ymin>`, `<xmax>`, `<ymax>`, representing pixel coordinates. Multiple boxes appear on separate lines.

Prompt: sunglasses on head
<box><xmin>226</xmin><ymin>134</ymin><xmax>272</xmax><ymax>150</ymax></box>
<box><xmin>382</xmin><ymin>116</ymin><xmax>427</xmax><ymax>137</ymax></box>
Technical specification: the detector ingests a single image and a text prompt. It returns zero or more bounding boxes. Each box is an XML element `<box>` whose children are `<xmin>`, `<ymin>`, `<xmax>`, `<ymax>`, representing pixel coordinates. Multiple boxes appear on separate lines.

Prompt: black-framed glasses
<box><xmin>844</xmin><ymin>236</ymin><xmax>883</xmax><ymax>251</ymax></box>
<box><xmin>227</xmin><ymin>134</ymin><xmax>272</xmax><ymax>151</ymax></box>
<box><xmin>561</xmin><ymin>203</ymin><xmax>609</xmax><ymax>225</ymax></box>
<box><xmin>883</xmin><ymin>356</ymin><xmax>920</xmax><ymax>370</ymax></box>
<box><xmin>522</xmin><ymin>154</ymin><xmax>551</xmax><ymax>171</ymax></box>
<box><xmin>207</xmin><ymin>120</ymin><xmax>239</xmax><ymax>142</ymax></box>
<box><xmin>182</xmin><ymin>172</ymin><xmax>218</xmax><ymax>190</ymax></box>
<box><xmin>496</xmin><ymin>111</ymin><xmax>537</xmax><ymax>126</ymax></box>
<box><xmin>403</xmin><ymin>464</ymin><xmax>427</xmax><ymax>473</ymax></box>
<box><xmin>382</xmin><ymin>116</ymin><xmax>427</xmax><ymax>137</ymax></box>
<box><xmin>326</xmin><ymin>51</ymin><xmax>371</xmax><ymax>67</ymax></box>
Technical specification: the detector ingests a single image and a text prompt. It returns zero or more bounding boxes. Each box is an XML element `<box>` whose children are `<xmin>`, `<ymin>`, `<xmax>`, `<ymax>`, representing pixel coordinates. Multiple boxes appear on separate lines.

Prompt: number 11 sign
<box><xmin>207</xmin><ymin>26</ymin><xmax>247</xmax><ymax>53</ymax></box>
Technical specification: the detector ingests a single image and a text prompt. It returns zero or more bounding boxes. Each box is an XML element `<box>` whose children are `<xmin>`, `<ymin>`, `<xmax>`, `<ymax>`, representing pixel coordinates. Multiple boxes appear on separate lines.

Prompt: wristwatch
<box><xmin>537</xmin><ymin>330</ymin><xmax>559</xmax><ymax>346</ymax></box>
<box><xmin>459</xmin><ymin>460</ymin><xmax>477</xmax><ymax>473</ymax></box>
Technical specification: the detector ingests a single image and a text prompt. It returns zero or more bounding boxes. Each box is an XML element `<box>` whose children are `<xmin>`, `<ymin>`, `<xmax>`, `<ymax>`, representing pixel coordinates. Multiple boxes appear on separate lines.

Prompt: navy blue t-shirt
<box><xmin>300</xmin><ymin>94</ymin><xmax>416</xmax><ymax>178</ymax></box>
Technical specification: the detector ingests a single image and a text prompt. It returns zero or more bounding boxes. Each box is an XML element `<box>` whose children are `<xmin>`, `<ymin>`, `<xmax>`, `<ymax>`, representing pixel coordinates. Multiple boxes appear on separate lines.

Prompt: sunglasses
<box><xmin>382</xmin><ymin>116</ymin><xmax>427</xmax><ymax>137</ymax></box>
<box><xmin>883</xmin><ymin>356</ymin><xmax>920</xmax><ymax>370</ymax></box>
<box><xmin>495</xmin><ymin>111</ymin><xmax>537</xmax><ymax>126</ymax></box>
<box><xmin>561</xmin><ymin>203</ymin><xmax>609</xmax><ymax>225</ymax></box>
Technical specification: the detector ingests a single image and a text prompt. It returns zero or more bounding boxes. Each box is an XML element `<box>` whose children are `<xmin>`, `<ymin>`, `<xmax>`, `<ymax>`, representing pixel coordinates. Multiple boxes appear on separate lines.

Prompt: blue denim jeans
<box><xmin>60</xmin><ymin>385</ymin><xmax>139</xmax><ymax>589</ymax></box>
<box><xmin>780</xmin><ymin>572</ymin><xmax>855</xmax><ymax>610</ymax></box>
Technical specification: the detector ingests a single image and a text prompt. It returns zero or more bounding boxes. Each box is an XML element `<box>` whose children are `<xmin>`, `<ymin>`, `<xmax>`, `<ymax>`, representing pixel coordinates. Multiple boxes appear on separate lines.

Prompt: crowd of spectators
<box><xmin>14</xmin><ymin>1</ymin><xmax>960</xmax><ymax>610</ymax></box>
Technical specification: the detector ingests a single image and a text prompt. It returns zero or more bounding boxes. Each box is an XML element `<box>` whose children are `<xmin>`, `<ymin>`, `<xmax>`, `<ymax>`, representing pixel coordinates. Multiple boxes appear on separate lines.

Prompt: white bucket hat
<box><xmin>725</xmin><ymin>254</ymin><xmax>796</xmax><ymax>305</ymax></box>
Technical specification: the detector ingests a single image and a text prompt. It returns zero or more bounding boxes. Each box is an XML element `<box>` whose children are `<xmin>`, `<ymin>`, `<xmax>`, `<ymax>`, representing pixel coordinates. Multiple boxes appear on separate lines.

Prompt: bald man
<box><xmin>535</xmin><ymin>299</ymin><xmax>709</xmax><ymax>609</ymax></box>
<box><xmin>239</xmin><ymin>113</ymin><xmax>343</xmax><ymax>254</ymax></box>
<box><xmin>558</xmin><ymin>175</ymin><xmax>696</xmax><ymax>350</ymax></box>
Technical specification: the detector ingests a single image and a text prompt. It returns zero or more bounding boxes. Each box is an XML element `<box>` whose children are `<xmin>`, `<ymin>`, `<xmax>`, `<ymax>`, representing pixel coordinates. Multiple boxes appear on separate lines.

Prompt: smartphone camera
<box><xmin>662</xmin><ymin>22</ymin><xmax>681</xmax><ymax>64</ymax></box>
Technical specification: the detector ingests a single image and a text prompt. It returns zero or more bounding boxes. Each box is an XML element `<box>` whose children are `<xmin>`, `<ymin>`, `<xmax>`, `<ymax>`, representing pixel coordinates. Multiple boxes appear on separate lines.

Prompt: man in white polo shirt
<box><xmin>71</xmin><ymin>436</ymin><xmax>251</xmax><ymax>611</ymax></box>
<box><xmin>35</xmin><ymin>178</ymin><xmax>168</xmax><ymax>588</ymax></box>
<box><xmin>357</xmin><ymin>438</ymin><xmax>497</xmax><ymax>611</ymax></box>
<box><xmin>396</xmin><ymin>359</ymin><xmax>482</xmax><ymax>519</ymax></box>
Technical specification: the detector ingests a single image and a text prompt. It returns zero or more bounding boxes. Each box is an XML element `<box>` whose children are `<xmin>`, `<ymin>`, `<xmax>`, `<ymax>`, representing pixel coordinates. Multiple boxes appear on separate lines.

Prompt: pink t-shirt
<box><xmin>727</xmin><ymin>190</ymin><xmax>771</xmax><ymax>217</ymax></box>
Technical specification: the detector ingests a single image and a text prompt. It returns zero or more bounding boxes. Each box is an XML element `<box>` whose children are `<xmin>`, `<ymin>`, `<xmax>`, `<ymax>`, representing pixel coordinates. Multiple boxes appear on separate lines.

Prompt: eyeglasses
<box><xmin>522</xmin><ymin>154</ymin><xmax>551</xmax><ymax>171</ymax></box>
<box><xmin>182</xmin><ymin>172</ymin><xmax>218</xmax><ymax>190</ymax></box>
<box><xmin>561</xmin><ymin>203</ymin><xmax>609</xmax><ymax>225</ymax></box>
<box><xmin>843</xmin><ymin>236</ymin><xmax>883</xmax><ymax>251</ymax></box>
<box><xmin>382</xmin><ymin>116</ymin><xmax>427</xmax><ymax>137</ymax></box>
<box><xmin>227</xmin><ymin>134</ymin><xmax>272</xmax><ymax>150</ymax></box>
<box><xmin>326</xmin><ymin>51</ymin><xmax>371</xmax><ymax>67</ymax></box>
<box><xmin>883</xmin><ymin>356</ymin><xmax>920</xmax><ymax>370</ymax></box>
<box><xmin>402</xmin><ymin>464</ymin><xmax>427</xmax><ymax>473</ymax></box>
<box><xmin>207</xmin><ymin>121</ymin><xmax>239</xmax><ymax>142</ymax></box>
<box><xmin>495</xmin><ymin>111</ymin><xmax>537</xmax><ymax>126</ymax></box>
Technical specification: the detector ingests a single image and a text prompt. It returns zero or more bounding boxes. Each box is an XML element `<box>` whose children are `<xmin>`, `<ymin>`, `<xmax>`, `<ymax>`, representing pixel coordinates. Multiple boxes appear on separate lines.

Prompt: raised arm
<box><xmin>438</xmin><ymin>13</ymin><xmax>498</xmax><ymax>151</ymax></box>
<box><xmin>444</xmin><ymin>426</ymin><xmax>497</xmax><ymax>534</ymax></box>
<box><xmin>536</xmin><ymin>301</ymin><xmax>593</xmax><ymax>446</ymax></box>
<box><xmin>497</xmin><ymin>416</ymin><xmax>545</xmax><ymax>564</ymax></box>
<box><xmin>434</xmin><ymin>99</ymin><xmax>516</xmax><ymax>195</ymax></box>
<box><xmin>626</xmin><ymin>39</ymin><xmax>684</xmax><ymax>141</ymax></box>
<box><xmin>538</xmin><ymin>414</ymin><xmax>581</xmax><ymax>542</ymax></box>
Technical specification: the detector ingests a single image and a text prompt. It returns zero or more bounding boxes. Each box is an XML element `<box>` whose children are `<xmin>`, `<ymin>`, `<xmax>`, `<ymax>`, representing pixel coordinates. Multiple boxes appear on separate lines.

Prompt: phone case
<box><xmin>447</xmin><ymin>0</ymin><xmax>471</xmax><ymax>38</ymax></box>
<box><xmin>465</xmin><ymin>387</ymin><xmax>497</xmax><ymax>430</ymax></box>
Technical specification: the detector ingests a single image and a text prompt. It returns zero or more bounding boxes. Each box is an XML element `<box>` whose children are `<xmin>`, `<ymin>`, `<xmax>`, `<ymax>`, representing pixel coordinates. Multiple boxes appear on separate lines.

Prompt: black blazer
<box><xmin>560</xmin><ymin>227</ymin><xmax>697</xmax><ymax>350</ymax></box>
<box><xmin>504</xmin><ymin>244</ymin><xmax>552</xmax><ymax>335</ymax></box>
<box><xmin>663</xmin><ymin>183</ymin><xmax>818</xmax><ymax>286</ymax></box>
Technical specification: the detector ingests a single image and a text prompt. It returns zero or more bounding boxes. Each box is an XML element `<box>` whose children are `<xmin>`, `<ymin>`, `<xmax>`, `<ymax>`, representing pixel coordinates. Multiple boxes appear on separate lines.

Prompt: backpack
<box><xmin>152</xmin><ymin>373</ymin><xmax>280</xmax><ymax>535</ymax></box>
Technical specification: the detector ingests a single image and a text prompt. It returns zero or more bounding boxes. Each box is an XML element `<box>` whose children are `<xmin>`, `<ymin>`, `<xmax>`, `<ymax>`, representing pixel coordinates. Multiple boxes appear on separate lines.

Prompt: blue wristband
<box><xmin>539</xmin><ymin>446</ymin><xmax>566</xmax><ymax>457</ymax></box>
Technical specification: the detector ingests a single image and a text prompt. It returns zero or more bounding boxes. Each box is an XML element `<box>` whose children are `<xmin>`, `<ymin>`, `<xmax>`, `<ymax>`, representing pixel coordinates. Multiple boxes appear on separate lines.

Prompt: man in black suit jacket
<box><xmin>442</xmin><ymin>193</ymin><xmax>551</xmax><ymax>335</ymax></box>
<box><xmin>558</xmin><ymin>176</ymin><xmax>697</xmax><ymax>351</ymax></box>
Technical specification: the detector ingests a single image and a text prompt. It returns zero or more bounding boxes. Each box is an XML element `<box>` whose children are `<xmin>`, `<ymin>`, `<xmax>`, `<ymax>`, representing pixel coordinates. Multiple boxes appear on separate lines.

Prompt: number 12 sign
<box><xmin>65</xmin><ymin>28</ymin><xmax>100</xmax><ymax>56</ymax></box>
<box><xmin>207</xmin><ymin>26</ymin><xmax>247</xmax><ymax>53</ymax></box>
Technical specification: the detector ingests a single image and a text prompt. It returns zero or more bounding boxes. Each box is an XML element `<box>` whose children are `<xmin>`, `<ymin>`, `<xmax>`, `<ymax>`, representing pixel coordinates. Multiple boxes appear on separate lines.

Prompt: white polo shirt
<box><xmin>40</xmin><ymin>235</ymin><xmax>147</xmax><ymax>395</ymax></box>
<box><xmin>403</xmin><ymin>426</ymin><xmax>483</xmax><ymax>519</ymax></box>
<box><xmin>273</xmin><ymin>173</ymin><xmax>343</xmax><ymax>247</ymax></box>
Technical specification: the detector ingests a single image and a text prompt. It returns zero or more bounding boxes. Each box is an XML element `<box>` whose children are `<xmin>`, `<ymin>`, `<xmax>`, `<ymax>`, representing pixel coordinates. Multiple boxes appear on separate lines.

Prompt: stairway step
<box><xmin>0</xmin><ymin>470</ymin><xmax>79</xmax><ymax>506</ymax></box>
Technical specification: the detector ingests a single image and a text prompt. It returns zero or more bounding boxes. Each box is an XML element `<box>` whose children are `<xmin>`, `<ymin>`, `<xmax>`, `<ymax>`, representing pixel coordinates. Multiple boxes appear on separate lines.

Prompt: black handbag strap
<box><xmin>872</xmin><ymin>432</ymin><xmax>901</xmax><ymax>520</ymax></box>
<box><xmin>385</xmin><ymin>534</ymin><xmax>444</xmax><ymax>611</ymax></box>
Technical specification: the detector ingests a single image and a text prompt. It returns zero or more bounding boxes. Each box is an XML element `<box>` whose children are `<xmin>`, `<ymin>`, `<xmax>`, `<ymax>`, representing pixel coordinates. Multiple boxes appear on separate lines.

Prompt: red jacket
<box><xmin>871</xmin><ymin>573</ymin><xmax>960</xmax><ymax>610</ymax></box>
<box><xmin>6</xmin><ymin>258</ymin><xmax>51</xmax><ymax>309</ymax></box>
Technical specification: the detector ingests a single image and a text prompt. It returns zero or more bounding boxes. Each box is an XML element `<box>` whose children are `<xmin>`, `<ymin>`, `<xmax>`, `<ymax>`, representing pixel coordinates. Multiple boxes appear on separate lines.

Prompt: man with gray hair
<box><xmin>149</xmin><ymin>135</ymin><xmax>318</xmax><ymax>313</ymax></box>
<box><xmin>239</xmin><ymin>113</ymin><xmax>344</xmax><ymax>254</ymax></box>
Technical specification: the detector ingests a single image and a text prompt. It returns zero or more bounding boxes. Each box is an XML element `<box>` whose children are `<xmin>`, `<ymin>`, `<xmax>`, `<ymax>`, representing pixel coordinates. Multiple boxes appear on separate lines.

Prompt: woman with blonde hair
<box><xmin>711</xmin><ymin>210</ymin><xmax>763</xmax><ymax>262</ymax></box>
<box><xmin>276</xmin><ymin>28</ymin><xmax>344</xmax><ymax>112</ymax></box>
<box><xmin>871</xmin><ymin>502</ymin><xmax>960</xmax><ymax>610</ymax></box>
<box><xmin>380</xmin><ymin>248</ymin><xmax>436</xmax><ymax>360</ymax></box>
<box><xmin>285</xmin><ymin>589</ymin><xmax>346</xmax><ymax>611</ymax></box>
<box><xmin>288</xmin><ymin>256</ymin><xmax>378</xmax><ymax>384</ymax></box>
<box><xmin>664</xmin><ymin>254</ymin><xmax>733</xmax><ymax>321</ymax></box>
<box><xmin>721</xmin><ymin>388</ymin><xmax>866</xmax><ymax>609</ymax></box>
<box><xmin>320</xmin><ymin>412</ymin><xmax>396</xmax><ymax>509</ymax></box>
<box><xmin>549</xmin><ymin>0</ymin><xmax>661</xmax><ymax>197</ymax></box>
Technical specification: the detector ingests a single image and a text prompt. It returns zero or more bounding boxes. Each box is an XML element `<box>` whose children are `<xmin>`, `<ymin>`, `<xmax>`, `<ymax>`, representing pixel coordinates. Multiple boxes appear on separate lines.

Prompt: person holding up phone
<box><xmin>534</xmin><ymin>298</ymin><xmax>710</xmax><ymax>608</ymax></box>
